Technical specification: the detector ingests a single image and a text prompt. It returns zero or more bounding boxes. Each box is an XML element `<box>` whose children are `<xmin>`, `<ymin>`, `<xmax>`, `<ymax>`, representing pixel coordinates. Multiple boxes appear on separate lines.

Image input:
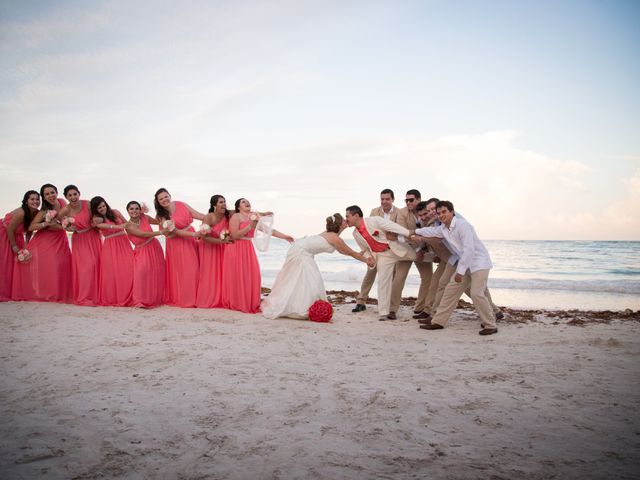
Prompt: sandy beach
<box><xmin>1</xmin><ymin>298</ymin><xmax>639</xmax><ymax>480</ymax></box>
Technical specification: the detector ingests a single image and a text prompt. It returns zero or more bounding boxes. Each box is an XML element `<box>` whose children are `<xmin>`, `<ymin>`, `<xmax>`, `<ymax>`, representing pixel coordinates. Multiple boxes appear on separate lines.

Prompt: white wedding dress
<box><xmin>261</xmin><ymin>235</ymin><xmax>335</xmax><ymax>319</ymax></box>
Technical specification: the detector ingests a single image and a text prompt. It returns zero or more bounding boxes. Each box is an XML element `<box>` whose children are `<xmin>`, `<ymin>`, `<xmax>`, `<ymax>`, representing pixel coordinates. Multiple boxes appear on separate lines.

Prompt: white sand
<box><xmin>1</xmin><ymin>302</ymin><xmax>639</xmax><ymax>479</ymax></box>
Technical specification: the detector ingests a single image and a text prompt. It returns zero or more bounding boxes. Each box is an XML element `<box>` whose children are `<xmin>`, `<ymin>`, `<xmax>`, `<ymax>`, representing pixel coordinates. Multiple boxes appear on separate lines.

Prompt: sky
<box><xmin>1</xmin><ymin>0</ymin><xmax>639</xmax><ymax>240</ymax></box>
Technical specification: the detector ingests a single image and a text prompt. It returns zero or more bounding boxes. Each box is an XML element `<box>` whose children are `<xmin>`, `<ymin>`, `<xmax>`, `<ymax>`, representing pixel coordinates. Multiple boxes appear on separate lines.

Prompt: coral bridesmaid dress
<box><xmin>221</xmin><ymin>220</ymin><xmax>261</xmax><ymax>313</ymax></box>
<box><xmin>0</xmin><ymin>212</ymin><xmax>25</xmax><ymax>302</ymax></box>
<box><xmin>10</xmin><ymin>221</ymin><xmax>37</xmax><ymax>301</ymax></box>
<box><xmin>70</xmin><ymin>200</ymin><xmax>102</xmax><ymax>306</ymax></box>
<box><xmin>127</xmin><ymin>215</ymin><xmax>165</xmax><ymax>308</ymax></box>
<box><xmin>164</xmin><ymin>201</ymin><xmax>199</xmax><ymax>307</ymax></box>
<box><xmin>28</xmin><ymin>198</ymin><xmax>72</xmax><ymax>303</ymax></box>
<box><xmin>195</xmin><ymin>217</ymin><xmax>229</xmax><ymax>308</ymax></box>
<box><xmin>99</xmin><ymin>219</ymin><xmax>134</xmax><ymax>306</ymax></box>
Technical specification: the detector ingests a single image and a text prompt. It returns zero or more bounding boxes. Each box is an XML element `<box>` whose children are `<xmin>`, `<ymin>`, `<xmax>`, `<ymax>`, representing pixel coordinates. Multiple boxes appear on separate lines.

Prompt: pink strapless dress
<box><xmin>70</xmin><ymin>200</ymin><xmax>102</xmax><ymax>306</ymax></box>
<box><xmin>128</xmin><ymin>215</ymin><xmax>165</xmax><ymax>308</ymax></box>
<box><xmin>99</xmin><ymin>220</ymin><xmax>134</xmax><ymax>306</ymax></box>
<box><xmin>221</xmin><ymin>221</ymin><xmax>261</xmax><ymax>313</ymax></box>
<box><xmin>164</xmin><ymin>201</ymin><xmax>199</xmax><ymax>307</ymax></box>
<box><xmin>10</xmin><ymin>215</ymin><xmax>38</xmax><ymax>301</ymax></box>
<box><xmin>27</xmin><ymin>198</ymin><xmax>72</xmax><ymax>303</ymax></box>
<box><xmin>196</xmin><ymin>217</ymin><xmax>229</xmax><ymax>308</ymax></box>
<box><xmin>0</xmin><ymin>212</ymin><xmax>26</xmax><ymax>302</ymax></box>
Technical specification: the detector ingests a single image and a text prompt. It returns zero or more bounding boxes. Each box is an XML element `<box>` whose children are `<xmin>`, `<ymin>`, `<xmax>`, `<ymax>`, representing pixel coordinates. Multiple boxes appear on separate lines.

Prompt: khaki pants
<box><xmin>424</xmin><ymin>260</ymin><xmax>448</xmax><ymax>314</ymax></box>
<box><xmin>432</xmin><ymin>262</ymin><xmax>499</xmax><ymax>314</ymax></box>
<box><xmin>375</xmin><ymin>250</ymin><xmax>404</xmax><ymax>317</ymax></box>
<box><xmin>390</xmin><ymin>260</ymin><xmax>432</xmax><ymax>313</ymax></box>
<box><xmin>431</xmin><ymin>269</ymin><xmax>496</xmax><ymax>329</ymax></box>
<box><xmin>356</xmin><ymin>266</ymin><xmax>377</xmax><ymax>305</ymax></box>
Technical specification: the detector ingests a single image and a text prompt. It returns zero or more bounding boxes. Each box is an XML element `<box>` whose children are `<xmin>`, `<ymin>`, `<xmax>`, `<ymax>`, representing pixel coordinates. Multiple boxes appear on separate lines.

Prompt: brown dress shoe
<box><xmin>479</xmin><ymin>328</ymin><xmax>498</xmax><ymax>336</ymax></box>
<box><xmin>418</xmin><ymin>318</ymin><xmax>432</xmax><ymax>325</ymax></box>
<box><xmin>420</xmin><ymin>323</ymin><xmax>443</xmax><ymax>330</ymax></box>
<box><xmin>386</xmin><ymin>312</ymin><xmax>397</xmax><ymax>320</ymax></box>
<box><xmin>413</xmin><ymin>311</ymin><xmax>431</xmax><ymax>320</ymax></box>
<box><xmin>352</xmin><ymin>304</ymin><xmax>366</xmax><ymax>313</ymax></box>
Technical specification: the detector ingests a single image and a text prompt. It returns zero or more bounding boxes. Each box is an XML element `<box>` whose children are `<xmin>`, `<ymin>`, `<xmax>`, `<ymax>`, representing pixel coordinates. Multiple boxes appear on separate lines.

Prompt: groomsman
<box><xmin>413</xmin><ymin>199</ymin><xmax>451</xmax><ymax>319</ymax></box>
<box><xmin>345</xmin><ymin>205</ymin><xmax>414</xmax><ymax>321</ymax></box>
<box><xmin>389</xmin><ymin>189</ymin><xmax>433</xmax><ymax>320</ymax></box>
<box><xmin>413</xmin><ymin>201</ymin><xmax>498</xmax><ymax>335</ymax></box>
<box><xmin>352</xmin><ymin>189</ymin><xmax>398</xmax><ymax>313</ymax></box>
<box><xmin>414</xmin><ymin>199</ymin><xmax>503</xmax><ymax>326</ymax></box>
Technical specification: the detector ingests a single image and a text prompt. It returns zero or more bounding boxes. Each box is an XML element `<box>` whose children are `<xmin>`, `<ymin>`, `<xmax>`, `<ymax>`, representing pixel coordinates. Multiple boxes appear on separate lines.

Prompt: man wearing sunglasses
<box><xmin>388</xmin><ymin>189</ymin><xmax>433</xmax><ymax>320</ymax></box>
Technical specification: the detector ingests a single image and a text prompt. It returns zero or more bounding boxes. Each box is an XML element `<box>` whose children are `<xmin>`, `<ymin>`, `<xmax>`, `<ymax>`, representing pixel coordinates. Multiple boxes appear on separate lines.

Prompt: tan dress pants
<box><xmin>356</xmin><ymin>266</ymin><xmax>377</xmax><ymax>305</ymax></box>
<box><xmin>390</xmin><ymin>260</ymin><xmax>432</xmax><ymax>313</ymax></box>
<box><xmin>431</xmin><ymin>269</ymin><xmax>496</xmax><ymax>329</ymax></box>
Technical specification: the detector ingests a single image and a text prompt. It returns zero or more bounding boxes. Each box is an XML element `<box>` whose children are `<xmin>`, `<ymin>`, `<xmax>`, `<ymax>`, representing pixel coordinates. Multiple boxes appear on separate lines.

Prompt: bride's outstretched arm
<box><xmin>272</xmin><ymin>229</ymin><xmax>294</xmax><ymax>243</ymax></box>
<box><xmin>331</xmin><ymin>236</ymin><xmax>374</xmax><ymax>266</ymax></box>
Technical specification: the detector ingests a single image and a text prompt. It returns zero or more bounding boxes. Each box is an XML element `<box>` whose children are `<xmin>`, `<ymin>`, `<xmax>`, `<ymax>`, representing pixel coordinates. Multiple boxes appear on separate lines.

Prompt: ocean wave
<box><xmin>261</xmin><ymin>268</ymin><xmax>640</xmax><ymax>295</ymax></box>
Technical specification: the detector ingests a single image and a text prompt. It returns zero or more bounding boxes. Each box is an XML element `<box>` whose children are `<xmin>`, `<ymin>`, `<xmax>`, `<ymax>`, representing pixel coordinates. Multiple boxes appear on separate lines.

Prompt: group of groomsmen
<box><xmin>344</xmin><ymin>189</ymin><xmax>501</xmax><ymax>336</ymax></box>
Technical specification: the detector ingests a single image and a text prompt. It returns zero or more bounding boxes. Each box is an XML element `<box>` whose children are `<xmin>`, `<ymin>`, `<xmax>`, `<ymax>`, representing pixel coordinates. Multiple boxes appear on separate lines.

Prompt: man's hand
<box><xmin>386</xmin><ymin>232</ymin><xmax>398</xmax><ymax>241</ymax></box>
<box><xmin>454</xmin><ymin>273</ymin><xmax>463</xmax><ymax>283</ymax></box>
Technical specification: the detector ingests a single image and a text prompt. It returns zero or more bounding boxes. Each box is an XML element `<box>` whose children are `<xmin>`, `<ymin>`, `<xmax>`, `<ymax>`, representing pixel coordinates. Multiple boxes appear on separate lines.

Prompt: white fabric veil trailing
<box><xmin>253</xmin><ymin>214</ymin><xmax>274</xmax><ymax>252</ymax></box>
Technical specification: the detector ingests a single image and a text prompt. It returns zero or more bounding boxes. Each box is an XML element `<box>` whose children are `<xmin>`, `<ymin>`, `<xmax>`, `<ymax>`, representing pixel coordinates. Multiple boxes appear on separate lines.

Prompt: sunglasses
<box><xmin>404</xmin><ymin>198</ymin><xmax>416</xmax><ymax>203</ymax></box>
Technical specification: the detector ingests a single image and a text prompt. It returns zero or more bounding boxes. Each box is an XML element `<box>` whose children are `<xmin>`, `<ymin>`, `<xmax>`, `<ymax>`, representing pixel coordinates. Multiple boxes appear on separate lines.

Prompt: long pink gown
<box><xmin>99</xmin><ymin>219</ymin><xmax>134</xmax><ymax>306</ymax></box>
<box><xmin>196</xmin><ymin>217</ymin><xmax>229</xmax><ymax>308</ymax></box>
<box><xmin>221</xmin><ymin>220</ymin><xmax>261</xmax><ymax>313</ymax></box>
<box><xmin>70</xmin><ymin>200</ymin><xmax>102</xmax><ymax>306</ymax></box>
<box><xmin>128</xmin><ymin>215</ymin><xmax>165</xmax><ymax>308</ymax></box>
<box><xmin>10</xmin><ymin>218</ymin><xmax>37</xmax><ymax>301</ymax></box>
<box><xmin>27</xmin><ymin>198</ymin><xmax>72</xmax><ymax>303</ymax></box>
<box><xmin>164</xmin><ymin>201</ymin><xmax>199</xmax><ymax>307</ymax></box>
<box><xmin>0</xmin><ymin>212</ymin><xmax>25</xmax><ymax>302</ymax></box>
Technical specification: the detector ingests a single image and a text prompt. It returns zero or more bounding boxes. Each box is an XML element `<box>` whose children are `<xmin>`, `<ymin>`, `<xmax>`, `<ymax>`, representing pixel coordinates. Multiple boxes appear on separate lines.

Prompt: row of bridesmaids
<box><xmin>0</xmin><ymin>185</ymin><xmax>293</xmax><ymax>312</ymax></box>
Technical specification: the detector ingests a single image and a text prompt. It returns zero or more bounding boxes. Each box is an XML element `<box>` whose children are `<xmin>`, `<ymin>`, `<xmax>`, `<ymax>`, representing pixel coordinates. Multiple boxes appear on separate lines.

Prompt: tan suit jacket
<box><xmin>369</xmin><ymin>205</ymin><xmax>399</xmax><ymax>222</ymax></box>
<box><xmin>395</xmin><ymin>206</ymin><xmax>419</xmax><ymax>232</ymax></box>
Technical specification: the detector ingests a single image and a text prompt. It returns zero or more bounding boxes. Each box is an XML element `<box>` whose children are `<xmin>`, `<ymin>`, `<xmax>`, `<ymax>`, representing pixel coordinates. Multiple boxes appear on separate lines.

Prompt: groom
<box><xmin>345</xmin><ymin>205</ymin><xmax>416</xmax><ymax>321</ymax></box>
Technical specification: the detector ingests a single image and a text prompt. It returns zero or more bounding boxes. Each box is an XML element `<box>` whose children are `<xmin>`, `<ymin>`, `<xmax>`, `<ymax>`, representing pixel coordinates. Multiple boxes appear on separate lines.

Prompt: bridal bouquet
<box><xmin>199</xmin><ymin>223</ymin><xmax>211</xmax><ymax>235</ymax></box>
<box><xmin>45</xmin><ymin>210</ymin><xmax>57</xmax><ymax>223</ymax></box>
<box><xmin>61</xmin><ymin>216</ymin><xmax>75</xmax><ymax>230</ymax></box>
<box><xmin>17</xmin><ymin>249</ymin><xmax>32</xmax><ymax>263</ymax></box>
<box><xmin>219</xmin><ymin>229</ymin><xmax>230</xmax><ymax>241</ymax></box>
<box><xmin>162</xmin><ymin>219</ymin><xmax>176</xmax><ymax>232</ymax></box>
<box><xmin>308</xmin><ymin>299</ymin><xmax>333</xmax><ymax>323</ymax></box>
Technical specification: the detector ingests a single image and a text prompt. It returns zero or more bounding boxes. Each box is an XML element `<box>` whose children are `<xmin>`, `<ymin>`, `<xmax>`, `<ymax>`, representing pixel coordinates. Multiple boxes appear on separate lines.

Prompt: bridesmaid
<box><xmin>125</xmin><ymin>201</ymin><xmax>167</xmax><ymax>308</ymax></box>
<box><xmin>58</xmin><ymin>185</ymin><xmax>102</xmax><ymax>306</ymax></box>
<box><xmin>0</xmin><ymin>190</ymin><xmax>40</xmax><ymax>301</ymax></box>
<box><xmin>195</xmin><ymin>194</ymin><xmax>233</xmax><ymax>308</ymax></box>
<box><xmin>26</xmin><ymin>183</ymin><xmax>72</xmax><ymax>303</ymax></box>
<box><xmin>154</xmin><ymin>188</ymin><xmax>205</xmax><ymax>307</ymax></box>
<box><xmin>90</xmin><ymin>196</ymin><xmax>134</xmax><ymax>307</ymax></box>
<box><xmin>221</xmin><ymin>198</ymin><xmax>293</xmax><ymax>313</ymax></box>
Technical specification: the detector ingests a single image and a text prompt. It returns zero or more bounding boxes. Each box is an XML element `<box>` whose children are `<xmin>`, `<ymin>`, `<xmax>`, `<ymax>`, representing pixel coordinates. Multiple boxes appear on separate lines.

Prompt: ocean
<box><xmin>256</xmin><ymin>239</ymin><xmax>640</xmax><ymax>311</ymax></box>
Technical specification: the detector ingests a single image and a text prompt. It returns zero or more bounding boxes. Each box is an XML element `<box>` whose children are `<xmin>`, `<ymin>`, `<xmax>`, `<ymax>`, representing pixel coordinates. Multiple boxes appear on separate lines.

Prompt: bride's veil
<box><xmin>253</xmin><ymin>214</ymin><xmax>274</xmax><ymax>252</ymax></box>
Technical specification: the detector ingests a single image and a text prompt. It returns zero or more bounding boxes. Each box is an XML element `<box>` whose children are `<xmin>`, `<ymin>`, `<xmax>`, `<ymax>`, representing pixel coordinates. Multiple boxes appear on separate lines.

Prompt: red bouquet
<box><xmin>308</xmin><ymin>300</ymin><xmax>333</xmax><ymax>322</ymax></box>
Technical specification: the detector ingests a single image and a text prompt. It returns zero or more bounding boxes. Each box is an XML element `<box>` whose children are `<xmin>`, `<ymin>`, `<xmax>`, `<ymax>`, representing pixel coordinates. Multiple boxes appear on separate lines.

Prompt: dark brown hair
<box><xmin>325</xmin><ymin>213</ymin><xmax>343</xmax><ymax>233</ymax></box>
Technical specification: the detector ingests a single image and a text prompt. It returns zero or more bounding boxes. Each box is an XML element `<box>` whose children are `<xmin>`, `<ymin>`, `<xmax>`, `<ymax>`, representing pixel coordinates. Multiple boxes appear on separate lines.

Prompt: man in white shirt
<box><xmin>412</xmin><ymin>200</ymin><xmax>498</xmax><ymax>335</ymax></box>
<box><xmin>352</xmin><ymin>189</ymin><xmax>398</xmax><ymax>313</ymax></box>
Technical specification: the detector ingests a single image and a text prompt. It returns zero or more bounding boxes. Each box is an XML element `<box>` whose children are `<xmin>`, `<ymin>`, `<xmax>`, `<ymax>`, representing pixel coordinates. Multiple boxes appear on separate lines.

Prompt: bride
<box><xmin>261</xmin><ymin>213</ymin><xmax>375</xmax><ymax>320</ymax></box>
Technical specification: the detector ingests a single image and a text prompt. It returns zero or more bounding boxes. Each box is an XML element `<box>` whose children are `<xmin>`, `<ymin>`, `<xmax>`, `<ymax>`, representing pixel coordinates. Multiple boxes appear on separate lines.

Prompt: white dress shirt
<box><xmin>415</xmin><ymin>215</ymin><xmax>492</xmax><ymax>275</ymax></box>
